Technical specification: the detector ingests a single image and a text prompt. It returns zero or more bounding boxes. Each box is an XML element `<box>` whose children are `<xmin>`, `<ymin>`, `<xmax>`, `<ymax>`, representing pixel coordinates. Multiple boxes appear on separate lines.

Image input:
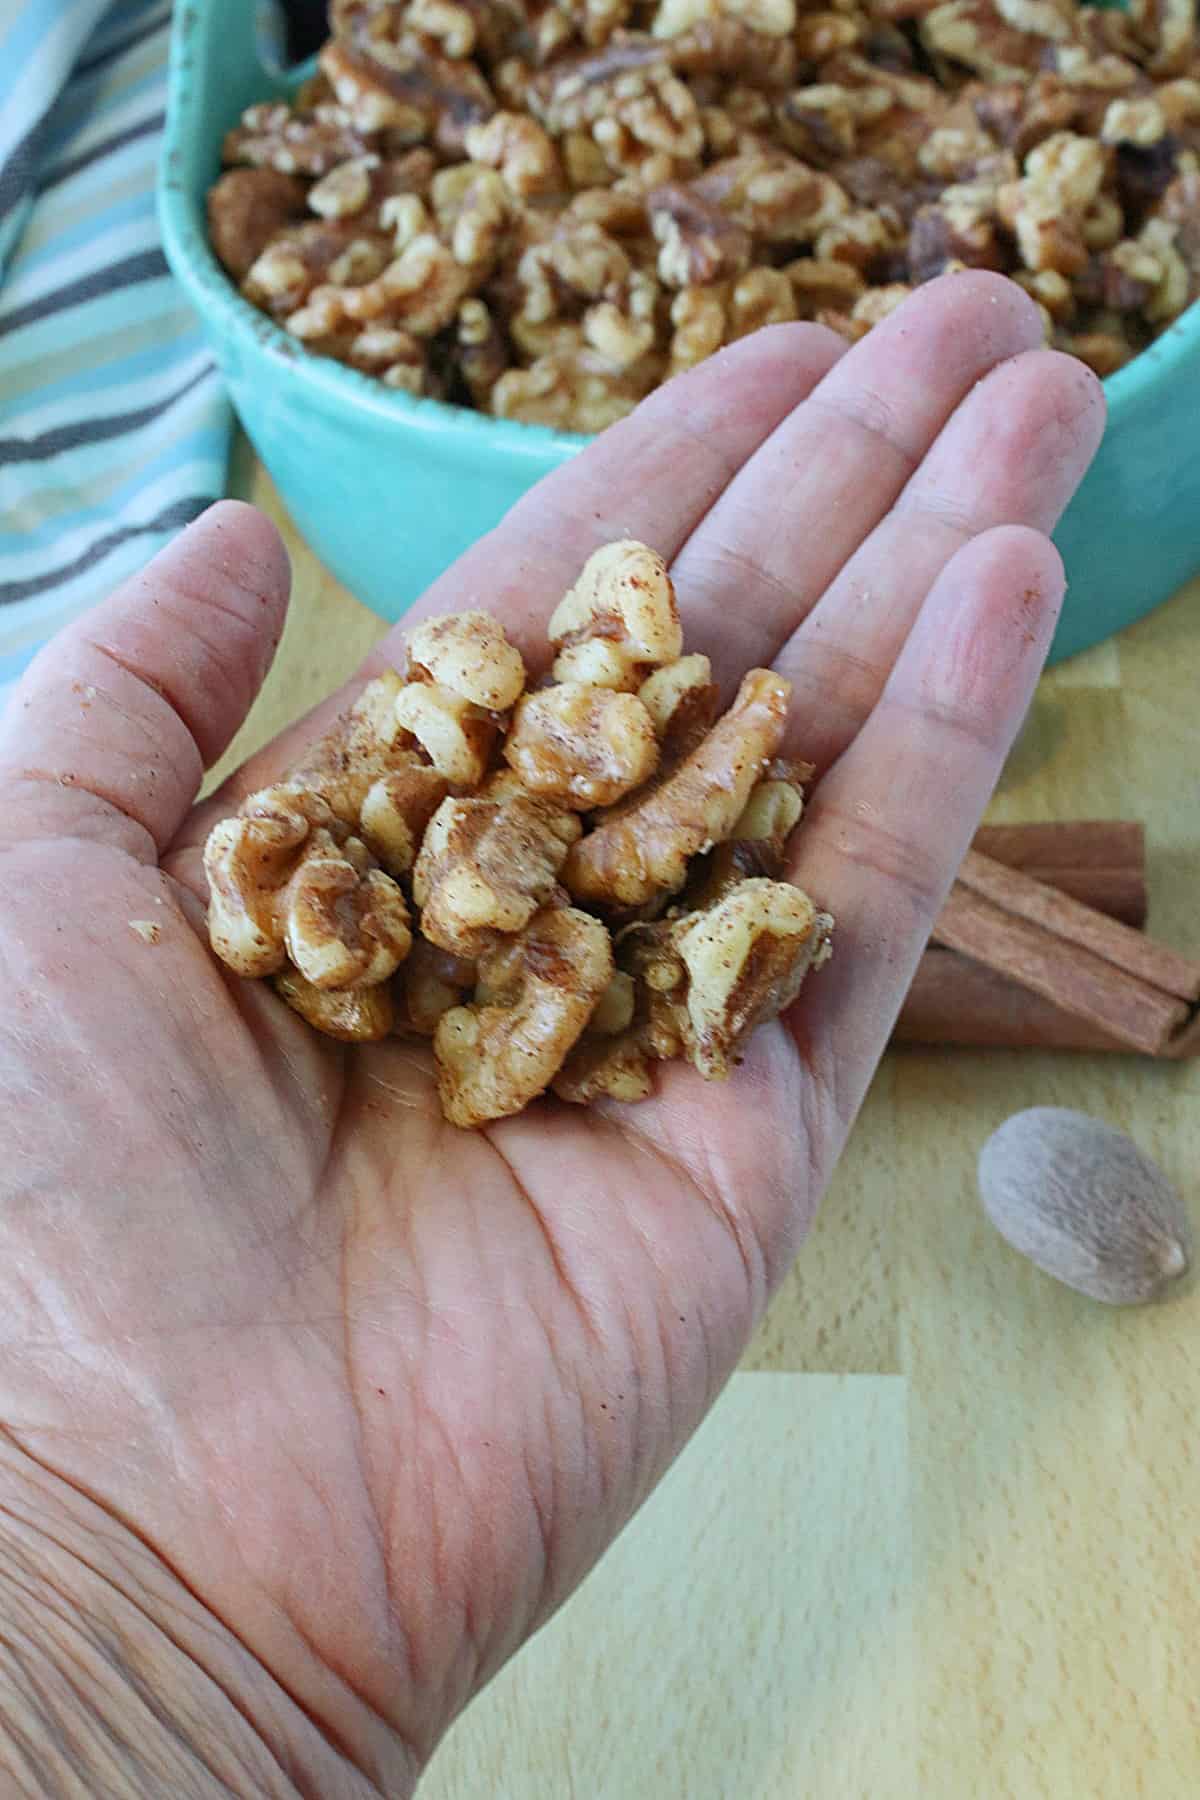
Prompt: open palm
<box><xmin>0</xmin><ymin>276</ymin><xmax>1102</xmax><ymax>1794</ymax></box>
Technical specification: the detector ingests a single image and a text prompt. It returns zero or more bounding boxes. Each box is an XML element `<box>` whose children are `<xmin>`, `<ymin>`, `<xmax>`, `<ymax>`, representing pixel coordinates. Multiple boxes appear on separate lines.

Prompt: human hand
<box><xmin>0</xmin><ymin>275</ymin><xmax>1103</xmax><ymax>1795</ymax></box>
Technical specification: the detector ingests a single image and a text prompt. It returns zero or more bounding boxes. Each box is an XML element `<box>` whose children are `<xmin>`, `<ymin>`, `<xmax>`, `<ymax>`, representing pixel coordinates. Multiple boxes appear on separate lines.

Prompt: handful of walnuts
<box><xmin>208</xmin><ymin>0</ymin><xmax>1198</xmax><ymax>427</ymax></box>
<box><xmin>203</xmin><ymin>542</ymin><xmax>833</xmax><ymax>1127</ymax></box>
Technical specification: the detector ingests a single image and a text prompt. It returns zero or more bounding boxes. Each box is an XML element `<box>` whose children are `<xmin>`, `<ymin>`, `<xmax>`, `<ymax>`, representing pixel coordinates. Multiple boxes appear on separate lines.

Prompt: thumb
<box><xmin>0</xmin><ymin>502</ymin><xmax>290</xmax><ymax>861</ymax></box>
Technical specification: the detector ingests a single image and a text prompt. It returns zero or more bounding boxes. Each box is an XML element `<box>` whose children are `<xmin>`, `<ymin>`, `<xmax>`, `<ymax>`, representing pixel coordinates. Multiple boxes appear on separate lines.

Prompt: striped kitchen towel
<box><xmin>0</xmin><ymin>0</ymin><xmax>234</xmax><ymax>709</ymax></box>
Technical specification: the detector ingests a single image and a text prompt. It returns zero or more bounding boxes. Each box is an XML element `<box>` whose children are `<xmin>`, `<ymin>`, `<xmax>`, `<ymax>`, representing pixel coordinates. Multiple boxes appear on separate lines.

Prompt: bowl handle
<box><xmin>197</xmin><ymin>0</ymin><xmax>313</xmax><ymax>83</ymax></box>
<box><xmin>252</xmin><ymin>0</ymin><xmax>322</xmax><ymax>78</ymax></box>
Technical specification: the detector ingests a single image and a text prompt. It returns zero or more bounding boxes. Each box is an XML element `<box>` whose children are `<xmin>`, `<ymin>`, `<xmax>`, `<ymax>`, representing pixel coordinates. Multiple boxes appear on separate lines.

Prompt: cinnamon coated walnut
<box><xmin>275</xmin><ymin>967</ymin><xmax>398</xmax><ymax>1041</ymax></box>
<box><xmin>564</xmin><ymin>666</ymin><xmax>792</xmax><ymax>906</ymax></box>
<box><xmin>203</xmin><ymin>546</ymin><xmax>834</xmax><ymax>1124</ymax></box>
<box><xmin>204</xmin><ymin>791</ymin><xmax>412</xmax><ymax>990</ymax></box>
<box><xmin>395</xmin><ymin>607</ymin><xmax>527</xmax><ymax>782</ymax></box>
<box><xmin>549</xmin><ymin>539</ymin><xmax>683</xmax><ymax>688</ymax></box>
<box><xmin>637</xmin><ymin>652</ymin><xmax>721</xmax><ymax>756</ymax></box>
<box><xmin>673</xmin><ymin>876</ymin><xmax>834</xmax><ymax>1076</ymax></box>
<box><xmin>503</xmin><ymin>684</ymin><xmax>661</xmax><ymax>805</ymax></box>
<box><xmin>210</xmin><ymin>0</ymin><xmax>1198</xmax><ymax>424</ymax></box>
<box><xmin>206</xmin><ymin>168</ymin><xmax>308</xmax><ymax>282</ymax></box>
<box><xmin>685</xmin><ymin>763</ymin><xmax>811</xmax><ymax>904</ymax></box>
<box><xmin>436</xmin><ymin>906</ymin><xmax>614</xmax><ymax>1126</ymax></box>
<box><xmin>412</xmin><ymin>790</ymin><xmax>583</xmax><ymax>956</ymax></box>
<box><xmin>491</xmin><ymin>346</ymin><xmax>656</xmax><ymax>429</ymax></box>
<box><xmin>398</xmin><ymin>937</ymin><xmax>477</xmax><ymax>1035</ymax></box>
<box><xmin>553</xmin><ymin>874</ymin><xmax>832</xmax><ymax>1098</ymax></box>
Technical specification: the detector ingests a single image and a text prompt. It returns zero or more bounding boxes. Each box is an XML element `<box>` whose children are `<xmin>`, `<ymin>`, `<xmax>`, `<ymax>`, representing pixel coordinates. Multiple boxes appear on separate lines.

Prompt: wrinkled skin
<box><xmin>0</xmin><ymin>275</ymin><xmax>1103</xmax><ymax>1793</ymax></box>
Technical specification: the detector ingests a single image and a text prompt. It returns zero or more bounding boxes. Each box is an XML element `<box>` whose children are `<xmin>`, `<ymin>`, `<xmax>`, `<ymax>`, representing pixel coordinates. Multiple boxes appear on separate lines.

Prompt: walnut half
<box><xmin>555</xmin><ymin>874</ymin><xmax>831</xmax><ymax>1099</ymax></box>
<box><xmin>274</xmin><ymin>968</ymin><xmax>396</xmax><ymax>1041</ymax></box>
<box><xmin>564</xmin><ymin>667</ymin><xmax>792</xmax><ymax>907</ymax></box>
<box><xmin>413</xmin><ymin>791</ymin><xmax>582</xmax><ymax>958</ymax></box>
<box><xmin>435</xmin><ymin>906</ymin><xmax>614</xmax><ymax>1126</ymax></box>
<box><xmin>549</xmin><ymin>540</ymin><xmax>683</xmax><ymax>690</ymax></box>
<box><xmin>503</xmin><ymin>683</ymin><xmax>661</xmax><ymax>807</ymax></box>
<box><xmin>670</xmin><ymin>877</ymin><xmax>833</xmax><ymax>1077</ymax></box>
<box><xmin>204</xmin><ymin>788</ymin><xmax>412</xmax><ymax>991</ymax></box>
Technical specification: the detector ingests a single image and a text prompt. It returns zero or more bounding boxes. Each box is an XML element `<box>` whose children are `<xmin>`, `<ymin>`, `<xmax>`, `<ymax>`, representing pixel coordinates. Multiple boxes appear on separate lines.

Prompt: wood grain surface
<box><xmin>224</xmin><ymin>444</ymin><xmax>1200</xmax><ymax>1798</ymax></box>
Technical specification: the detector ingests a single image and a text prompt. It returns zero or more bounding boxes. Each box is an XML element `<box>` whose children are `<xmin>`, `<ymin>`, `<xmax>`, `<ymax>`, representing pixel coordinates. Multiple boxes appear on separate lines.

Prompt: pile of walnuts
<box><xmin>203</xmin><ymin>541</ymin><xmax>833</xmax><ymax>1127</ymax></box>
<box><xmin>207</xmin><ymin>0</ymin><xmax>1199</xmax><ymax>426</ymax></box>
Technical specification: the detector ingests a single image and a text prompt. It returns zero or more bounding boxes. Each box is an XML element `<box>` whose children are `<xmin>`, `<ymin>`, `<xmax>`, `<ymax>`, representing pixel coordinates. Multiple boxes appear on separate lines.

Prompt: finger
<box><xmin>666</xmin><ymin>271</ymin><xmax>1046</xmax><ymax>688</ymax></box>
<box><xmin>786</xmin><ymin>524</ymin><xmax>1065</xmax><ymax>1140</ymax></box>
<box><xmin>0</xmin><ymin>502</ymin><xmax>290</xmax><ymax>860</ymax></box>
<box><xmin>776</xmin><ymin>348</ymin><xmax>1105</xmax><ymax>768</ymax></box>
<box><xmin>170</xmin><ymin>323</ymin><xmax>845</xmax><ymax>858</ymax></box>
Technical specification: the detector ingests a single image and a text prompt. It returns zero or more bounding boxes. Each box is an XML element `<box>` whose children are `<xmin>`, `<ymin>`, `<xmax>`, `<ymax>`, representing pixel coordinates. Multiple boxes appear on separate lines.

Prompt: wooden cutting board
<box><xmin>220</xmin><ymin>443</ymin><xmax>1200</xmax><ymax>1799</ymax></box>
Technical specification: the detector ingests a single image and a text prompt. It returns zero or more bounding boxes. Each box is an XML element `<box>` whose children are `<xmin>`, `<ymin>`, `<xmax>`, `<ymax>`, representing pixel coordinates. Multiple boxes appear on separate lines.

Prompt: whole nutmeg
<box><xmin>977</xmin><ymin>1107</ymin><xmax>1193</xmax><ymax>1306</ymax></box>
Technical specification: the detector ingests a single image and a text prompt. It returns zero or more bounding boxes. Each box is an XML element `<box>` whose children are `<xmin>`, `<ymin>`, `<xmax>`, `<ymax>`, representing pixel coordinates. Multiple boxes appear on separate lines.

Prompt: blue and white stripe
<box><xmin>0</xmin><ymin>0</ymin><xmax>232</xmax><ymax>707</ymax></box>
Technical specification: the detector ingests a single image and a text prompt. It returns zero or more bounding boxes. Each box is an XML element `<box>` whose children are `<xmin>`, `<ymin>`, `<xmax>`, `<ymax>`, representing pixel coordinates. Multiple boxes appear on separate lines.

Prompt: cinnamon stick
<box><xmin>972</xmin><ymin>821</ymin><xmax>1146</xmax><ymax>926</ymax></box>
<box><xmin>932</xmin><ymin>885</ymin><xmax>1187</xmax><ymax>1054</ymax></box>
<box><xmin>898</xmin><ymin>947</ymin><xmax>1200</xmax><ymax>1057</ymax></box>
<box><xmin>926</xmin><ymin>851</ymin><xmax>1200</xmax><ymax>1057</ymax></box>
<box><xmin>973</xmin><ymin>819</ymin><xmax>1143</xmax><ymax>872</ymax></box>
<box><xmin>894</xmin><ymin>825</ymin><xmax>1197</xmax><ymax>1055</ymax></box>
<box><xmin>956</xmin><ymin>850</ymin><xmax>1199</xmax><ymax>1004</ymax></box>
<box><xmin>896</xmin><ymin>949</ymin><xmax>1138</xmax><ymax>1053</ymax></box>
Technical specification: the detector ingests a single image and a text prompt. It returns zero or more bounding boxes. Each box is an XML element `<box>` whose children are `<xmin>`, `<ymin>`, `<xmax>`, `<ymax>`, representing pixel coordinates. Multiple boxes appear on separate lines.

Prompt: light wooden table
<box><xmin>226</xmin><ymin>440</ymin><xmax>1200</xmax><ymax>1799</ymax></box>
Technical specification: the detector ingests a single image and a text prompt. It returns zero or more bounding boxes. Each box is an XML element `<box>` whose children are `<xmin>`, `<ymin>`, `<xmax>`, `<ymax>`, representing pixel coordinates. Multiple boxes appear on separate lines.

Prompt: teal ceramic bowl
<box><xmin>159</xmin><ymin>0</ymin><xmax>1200</xmax><ymax>663</ymax></box>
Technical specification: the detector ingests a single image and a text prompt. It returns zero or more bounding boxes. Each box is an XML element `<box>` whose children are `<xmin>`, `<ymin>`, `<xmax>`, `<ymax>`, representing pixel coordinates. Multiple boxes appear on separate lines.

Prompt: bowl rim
<box><xmin>1100</xmin><ymin>281</ymin><xmax>1200</xmax><ymax>408</ymax></box>
<box><xmin>158</xmin><ymin>0</ymin><xmax>1200</xmax><ymax>447</ymax></box>
<box><xmin>158</xmin><ymin>19</ymin><xmax>590</xmax><ymax>460</ymax></box>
